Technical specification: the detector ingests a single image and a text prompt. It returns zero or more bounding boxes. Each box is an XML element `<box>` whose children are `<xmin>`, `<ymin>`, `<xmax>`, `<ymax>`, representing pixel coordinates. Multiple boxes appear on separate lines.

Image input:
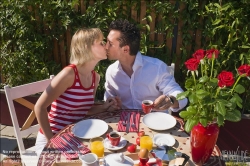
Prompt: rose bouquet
<box><xmin>177</xmin><ymin>49</ymin><xmax>250</xmax><ymax>132</ymax></box>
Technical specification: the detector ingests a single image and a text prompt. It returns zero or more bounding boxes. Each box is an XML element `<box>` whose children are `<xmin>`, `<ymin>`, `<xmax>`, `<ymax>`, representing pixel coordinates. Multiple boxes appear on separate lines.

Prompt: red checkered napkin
<box><xmin>117</xmin><ymin>111</ymin><xmax>140</xmax><ymax>132</ymax></box>
<box><xmin>51</xmin><ymin>132</ymin><xmax>90</xmax><ymax>160</ymax></box>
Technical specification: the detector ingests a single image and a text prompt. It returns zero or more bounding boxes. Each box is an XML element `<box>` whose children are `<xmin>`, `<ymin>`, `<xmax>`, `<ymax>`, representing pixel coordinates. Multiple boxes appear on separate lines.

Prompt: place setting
<box><xmin>141</xmin><ymin>99</ymin><xmax>177</xmax><ymax>131</ymax></box>
<box><xmin>104</xmin><ymin>131</ymin><xmax>127</xmax><ymax>151</ymax></box>
<box><xmin>72</xmin><ymin>119</ymin><xmax>109</xmax><ymax>139</ymax></box>
<box><xmin>117</xmin><ymin>110</ymin><xmax>141</xmax><ymax>133</ymax></box>
<box><xmin>45</xmin><ymin>99</ymin><xmax>189</xmax><ymax>166</ymax></box>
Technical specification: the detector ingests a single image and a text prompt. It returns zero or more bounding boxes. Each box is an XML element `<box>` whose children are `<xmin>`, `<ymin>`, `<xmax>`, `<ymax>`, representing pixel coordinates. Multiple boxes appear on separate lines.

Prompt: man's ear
<box><xmin>123</xmin><ymin>45</ymin><xmax>130</xmax><ymax>53</ymax></box>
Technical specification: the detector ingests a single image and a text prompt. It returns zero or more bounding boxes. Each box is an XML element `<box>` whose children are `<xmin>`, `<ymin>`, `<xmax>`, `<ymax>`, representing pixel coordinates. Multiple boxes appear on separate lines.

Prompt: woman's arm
<box><xmin>34</xmin><ymin>67</ymin><xmax>74</xmax><ymax>141</ymax></box>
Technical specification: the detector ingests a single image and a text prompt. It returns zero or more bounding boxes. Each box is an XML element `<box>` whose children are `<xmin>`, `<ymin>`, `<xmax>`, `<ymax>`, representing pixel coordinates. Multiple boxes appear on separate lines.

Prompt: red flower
<box><xmin>218</xmin><ymin>71</ymin><xmax>235</xmax><ymax>87</ymax></box>
<box><xmin>238</xmin><ymin>64</ymin><xmax>250</xmax><ymax>76</ymax></box>
<box><xmin>192</xmin><ymin>49</ymin><xmax>206</xmax><ymax>61</ymax></box>
<box><xmin>185</xmin><ymin>58</ymin><xmax>200</xmax><ymax>71</ymax></box>
<box><xmin>206</xmin><ymin>49</ymin><xmax>219</xmax><ymax>59</ymax></box>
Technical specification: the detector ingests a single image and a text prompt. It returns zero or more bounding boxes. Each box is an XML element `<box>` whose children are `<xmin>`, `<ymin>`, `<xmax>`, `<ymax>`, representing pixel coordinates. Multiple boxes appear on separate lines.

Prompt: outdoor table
<box><xmin>37</xmin><ymin>109</ymin><xmax>224</xmax><ymax>166</ymax></box>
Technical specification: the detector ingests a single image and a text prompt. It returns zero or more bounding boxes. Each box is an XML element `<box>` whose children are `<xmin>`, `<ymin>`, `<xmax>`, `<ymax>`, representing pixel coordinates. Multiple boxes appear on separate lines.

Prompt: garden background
<box><xmin>1</xmin><ymin>0</ymin><xmax>250</xmax><ymax>114</ymax></box>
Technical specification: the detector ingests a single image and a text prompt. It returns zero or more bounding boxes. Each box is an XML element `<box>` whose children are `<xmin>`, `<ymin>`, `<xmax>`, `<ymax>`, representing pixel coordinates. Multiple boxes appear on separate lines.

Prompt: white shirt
<box><xmin>104</xmin><ymin>52</ymin><xmax>187</xmax><ymax>112</ymax></box>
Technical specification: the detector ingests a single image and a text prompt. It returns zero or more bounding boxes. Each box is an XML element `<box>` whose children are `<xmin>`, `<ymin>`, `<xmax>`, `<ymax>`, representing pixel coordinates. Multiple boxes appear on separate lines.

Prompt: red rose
<box><xmin>206</xmin><ymin>49</ymin><xmax>219</xmax><ymax>59</ymax></box>
<box><xmin>185</xmin><ymin>58</ymin><xmax>200</xmax><ymax>71</ymax></box>
<box><xmin>192</xmin><ymin>49</ymin><xmax>206</xmax><ymax>61</ymax></box>
<box><xmin>217</xmin><ymin>71</ymin><xmax>235</xmax><ymax>87</ymax></box>
<box><xmin>238</xmin><ymin>64</ymin><xmax>250</xmax><ymax>76</ymax></box>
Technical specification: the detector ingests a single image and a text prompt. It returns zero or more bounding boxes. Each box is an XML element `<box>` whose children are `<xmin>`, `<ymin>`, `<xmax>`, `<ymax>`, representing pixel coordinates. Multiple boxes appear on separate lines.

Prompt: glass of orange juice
<box><xmin>89</xmin><ymin>137</ymin><xmax>104</xmax><ymax>157</ymax></box>
<box><xmin>140</xmin><ymin>133</ymin><xmax>153</xmax><ymax>151</ymax></box>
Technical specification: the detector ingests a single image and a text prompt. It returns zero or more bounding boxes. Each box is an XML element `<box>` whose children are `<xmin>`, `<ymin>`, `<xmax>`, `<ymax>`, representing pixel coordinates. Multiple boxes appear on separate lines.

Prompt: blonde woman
<box><xmin>34</xmin><ymin>28</ymin><xmax>120</xmax><ymax>154</ymax></box>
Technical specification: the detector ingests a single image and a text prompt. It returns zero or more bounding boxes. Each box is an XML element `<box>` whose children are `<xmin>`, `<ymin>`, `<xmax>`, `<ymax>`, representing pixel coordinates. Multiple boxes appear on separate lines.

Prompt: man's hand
<box><xmin>153</xmin><ymin>95</ymin><xmax>179</xmax><ymax>111</ymax></box>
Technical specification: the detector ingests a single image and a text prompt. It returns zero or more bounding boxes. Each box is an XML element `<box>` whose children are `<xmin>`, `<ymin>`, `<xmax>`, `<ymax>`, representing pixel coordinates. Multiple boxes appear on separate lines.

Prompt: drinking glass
<box><xmin>140</xmin><ymin>133</ymin><xmax>153</xmax><ymax>151</ymax></box>
<box><xmin>89</xmin><ymin>137</ymin><xmax>104</xmax><ymax>157</ymax></box>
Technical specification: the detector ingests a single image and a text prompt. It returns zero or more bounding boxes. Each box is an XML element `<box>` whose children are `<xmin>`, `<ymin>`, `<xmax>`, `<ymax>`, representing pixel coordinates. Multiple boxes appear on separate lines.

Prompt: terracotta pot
<box><xmin>190</xmin><ymin>122</ymin><xmax>219</xmax><ymax>165</ymax></box>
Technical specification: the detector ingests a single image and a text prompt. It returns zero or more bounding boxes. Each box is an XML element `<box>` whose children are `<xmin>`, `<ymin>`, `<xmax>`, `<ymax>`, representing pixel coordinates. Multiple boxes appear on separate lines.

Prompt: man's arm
<box><xmin>155</xmin><ymin>63</ymin><xmax>188</xmax><ymax>112</ymax></box>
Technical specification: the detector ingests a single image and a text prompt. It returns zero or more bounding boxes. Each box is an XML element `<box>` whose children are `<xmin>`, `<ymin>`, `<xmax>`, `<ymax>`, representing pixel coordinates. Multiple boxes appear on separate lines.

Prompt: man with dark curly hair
<box><xmin>104</xmin><ymin>19</ymin><xmax>187</xmax><ymax>113</ymax></box>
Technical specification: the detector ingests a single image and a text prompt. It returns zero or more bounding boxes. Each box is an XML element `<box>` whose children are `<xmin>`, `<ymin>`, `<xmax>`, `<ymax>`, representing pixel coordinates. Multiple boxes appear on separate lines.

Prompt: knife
<box><xmin>61</xmin><ymin>136</ymin><xmax>81</xmax><ymax>155</ymax></box>
<box><xmin>126</xmin><ymin>112</ymin><xmax>131</xmax><ymax>133</ymax></box>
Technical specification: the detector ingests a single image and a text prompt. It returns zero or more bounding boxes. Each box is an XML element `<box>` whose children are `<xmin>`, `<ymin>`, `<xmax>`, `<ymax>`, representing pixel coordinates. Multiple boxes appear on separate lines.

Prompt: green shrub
<box><xmin>1</xmin><ymin>0</ymin><xmax>249</xmax><ymax>112</ymax></box>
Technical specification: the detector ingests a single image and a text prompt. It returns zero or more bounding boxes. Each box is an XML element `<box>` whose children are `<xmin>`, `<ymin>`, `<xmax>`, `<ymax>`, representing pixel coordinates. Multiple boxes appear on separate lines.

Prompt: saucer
<box><xmin>104</xmin><ymin>137</ymin><xmax>127</xmax><ymax>150</ymax></box>
<box><xmin>153</xmin><ymin>133</ymin><xmax>175</xmax><ymax>147</ymax></box>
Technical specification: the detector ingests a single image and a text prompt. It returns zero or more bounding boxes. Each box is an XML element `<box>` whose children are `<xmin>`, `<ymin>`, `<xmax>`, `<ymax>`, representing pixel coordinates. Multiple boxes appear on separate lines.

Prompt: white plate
<box><xmin>103</xmin><ymin>153</ymin><xmax>134</xmax><ymax>166</ymax></box>
<box><xmin>104</xmin><ymin>137</ymin><xmax>127</xmax><ymax>150</ymax></box>
<box><xmin>72</xmin><ymin>119</ymin><xmax>108</xmax><ymax>139</ymax></box>
<box><xmin>142</xmin><ymin>112</ymin><xmax>177</xmax><ymax>130</ymax></box>
<box><xmin>153</xmin><ymin>133</ymin><xmax>175</xmax><ymax>146</ymax></box>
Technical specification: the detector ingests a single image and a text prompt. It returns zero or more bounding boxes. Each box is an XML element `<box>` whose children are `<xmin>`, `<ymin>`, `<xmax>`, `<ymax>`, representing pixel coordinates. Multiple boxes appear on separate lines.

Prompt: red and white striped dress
<box><xmin>39</xmin><ymin>64</ymin><xmax>95</xmax><ymax>134</ymax></box>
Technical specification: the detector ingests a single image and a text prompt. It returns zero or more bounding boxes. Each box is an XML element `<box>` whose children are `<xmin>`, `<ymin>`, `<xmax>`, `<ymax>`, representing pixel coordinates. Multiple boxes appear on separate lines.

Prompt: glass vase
<box><xmin>190</xmin><ymin>122</ymin><xmax>219</xmax><ymax>165</ymax></box>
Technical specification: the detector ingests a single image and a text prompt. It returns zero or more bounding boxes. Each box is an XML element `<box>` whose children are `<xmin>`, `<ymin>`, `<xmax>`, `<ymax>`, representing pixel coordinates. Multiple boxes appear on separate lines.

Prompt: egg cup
<box><xmin>139</xmin><ymin>157</ymin><xmax>149</xmax><ymax>166</ymax></box>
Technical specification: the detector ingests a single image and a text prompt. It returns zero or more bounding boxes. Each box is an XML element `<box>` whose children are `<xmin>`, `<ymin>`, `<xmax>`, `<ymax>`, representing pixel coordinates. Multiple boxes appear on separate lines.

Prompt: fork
<box><xmin>61</xmin><ymin>136</ymin><xmax>83</xmax><ymax>155</ymax></box>
<box><xmin>131</xmin><ymin>112</ymin><xmax>136</xmax><ymax>128</ymax></box>
<box><xmin>59</xmin><ymin>140</ymin><xmax>74</xmax><ymax>153</ymax></box>
<box><xmin>65</xmin><ymin>135</ymin><xmax>84</xmax><ymax>149</ymax></box>
<box><xmin>122</xmin><ymin>113</ymin><xmax>129</xmax><ymax>126</ymax></box>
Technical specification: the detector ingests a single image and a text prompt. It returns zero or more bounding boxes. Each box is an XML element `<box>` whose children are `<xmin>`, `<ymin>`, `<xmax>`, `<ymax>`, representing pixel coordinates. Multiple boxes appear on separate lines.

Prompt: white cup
<box><xmin>79</xmin><ymin>153</ymin><xmax>99</xmax><ymax>166</ymax></box>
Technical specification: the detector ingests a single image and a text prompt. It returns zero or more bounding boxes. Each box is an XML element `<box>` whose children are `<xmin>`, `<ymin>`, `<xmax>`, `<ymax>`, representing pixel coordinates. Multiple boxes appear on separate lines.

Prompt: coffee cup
<box><xmin>106</xmin><ymin>131</ymin><xmax>121</xmax><ymax>146</ymax></box>
<box><xmin>142</xmin><ymin>100</ymin><xmax>154</xmax><ymax>114</ymax></box>
<box><xmin>79</xmin><ymin>153</ymin><xmax>99</xmax><ymax>166</ymax></box>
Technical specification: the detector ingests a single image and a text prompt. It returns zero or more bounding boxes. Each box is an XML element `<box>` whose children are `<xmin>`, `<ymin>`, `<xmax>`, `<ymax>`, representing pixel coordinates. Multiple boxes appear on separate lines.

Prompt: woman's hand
<box><xmin>104</xmin><ymin>96</ymin><xmax>122</xmax><ymax>111</ymax></box>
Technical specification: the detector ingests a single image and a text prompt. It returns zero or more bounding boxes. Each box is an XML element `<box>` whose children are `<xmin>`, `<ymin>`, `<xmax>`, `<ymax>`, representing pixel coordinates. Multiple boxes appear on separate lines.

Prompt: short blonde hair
<box><xmin>70</xmin><ymin>28</ymin><xmax>103</xmax><ymax>65</ymax></box>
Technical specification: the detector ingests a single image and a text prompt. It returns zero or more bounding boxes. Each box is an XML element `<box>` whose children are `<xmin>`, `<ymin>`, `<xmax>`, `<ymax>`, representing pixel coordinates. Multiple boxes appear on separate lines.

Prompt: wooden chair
<box><xmin>4</xmin><ymin>75</ymin><xmax>54</xmax><ymax>166</ymax></box>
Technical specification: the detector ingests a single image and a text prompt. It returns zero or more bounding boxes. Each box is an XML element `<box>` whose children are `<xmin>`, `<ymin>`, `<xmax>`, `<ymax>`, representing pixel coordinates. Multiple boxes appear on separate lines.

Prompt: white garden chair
<box><xmin>4</xmin><ymin>75</ymin><xmax>54</xmax><ymax>166</ymax></box>
<box><xmin>168</xmin><ymin>63</ymin><xmax>175</xmax><ymax>114</ymax></box>
<box><xmin>169</xmin><ymin>63</ymin><xmax>175</xmax><ymax>76</ymax></box>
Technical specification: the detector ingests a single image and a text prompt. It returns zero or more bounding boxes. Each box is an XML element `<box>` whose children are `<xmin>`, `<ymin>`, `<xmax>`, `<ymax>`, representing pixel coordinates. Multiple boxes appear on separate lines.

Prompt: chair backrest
<box><xmin>4</xmin><ymin>75</ymin><xmax>54</xmax><ymax>154</ymax></box>
<box><xmin>168</xmin><ymin>63</ymin><xmax>175</xmax><ymax>115</ymax></box>
<box><xmin>169</xmin><ymin>63</ymin><xmax>175</xmax><ymax>76</ymax></box>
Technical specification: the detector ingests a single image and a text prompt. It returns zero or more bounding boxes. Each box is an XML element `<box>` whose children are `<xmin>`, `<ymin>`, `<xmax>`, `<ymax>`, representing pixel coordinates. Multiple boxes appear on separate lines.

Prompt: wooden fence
<box><xmin>50</xmin><ymin>0</ymin><xmax>202</xmax><ymax>73</ymax></box>
<box><xmin>1</xmin><ymin>0</ymin><xmax>205</xmax><ymax>84</ymax></box>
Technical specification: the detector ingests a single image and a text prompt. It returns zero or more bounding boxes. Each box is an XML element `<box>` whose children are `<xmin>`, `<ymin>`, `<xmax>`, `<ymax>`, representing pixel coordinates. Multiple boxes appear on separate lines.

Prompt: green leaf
<box><xmin>186</xmin><ymin>106</ymin><xmax>197</xmax><ymax>114</ymax></box>
<box><xmin>176</xmin><ymin>91</ymin><xmax>189</xmax><ymax>100</ymax></box>
<box><xmin>199</xmin><ymin>118</ymin><xmax>207</xmax><ymax>127</ymax></box>
<box><xmin>184</xmin><ymin>119</ymin><xmax>198</xmax><ymax>133</ymax></box>
<box><xmin>179</xmin><ymin>110</ymin><xmax>194</xmax><ymax>119</ymax></box>
<box><xmin>146</xmin><ymin>15</ymin><xmax>152</xmax><ymax>22</ymax></box>
<box><xmin>196</xmin><ymin>89</ymin><xmax>209</xmax><ymax>99</ymax></box>
<box><xmin>145</xmin><ymin>24</ymin><xmax>150</xmax><ymax>31</ymax></box>
<box><xmin>217</xmin><ymin>114</ymin><xmax>224</xmax><ymax>126</ymax></box>
<box><xmin>241</xmin><ymin>45</ymin><xmax>250</xmax><ymax>49</ymax></box>
<box><xmin>189</xmin><ymin>93</ymin><xmax>199</xmax><ymax>104</ymax></box>
<box><xmin>225</xmin><ymin>110</ymin><xmax>241</xmax><ymax>122</ymax></box>
<box><xmin>185</xmin><ymin>78</ymin><xmax>194</xmax><ymax>89</ymax></box>
<box><xmin>234</xmin><ymin>84</ymin><xmax>245</xmax><ymax>94</ymax></box>
<box><xmin>224</xmin><ymin>101</ymin><xmax>233</xmax><ymax>108</ymax></box>
<box><xmin>213</xmin><ymin>19</ymin><xmax>221</xmax><ymax>25</ymax></box>
<box><xmin>210</xmin><ymin>78</ymin><xmax>218</xmax><ymax>83</ymax></box>
<box><xmin>199</xmin><ymin>76</ymin><xmax>209</xmax><ymax>83</ymax></box>
<box><xmin>236</xmin><ymin>101</ymin><xmax>243</xmax><ymax>109</ymax></box>
<box><xmin>214</xmin><ymin>3</ymin><xmax>221</xmax><ymax>9</ymax></box>
<box><xmin>215</xmin><ymin>101</ymin><xmax>226</xmax><ymax>116</ymax></box>
<box><xmin>233</xmin><ymin>93</ymin><xmax>243</xmax><ymax>103</ymax></box>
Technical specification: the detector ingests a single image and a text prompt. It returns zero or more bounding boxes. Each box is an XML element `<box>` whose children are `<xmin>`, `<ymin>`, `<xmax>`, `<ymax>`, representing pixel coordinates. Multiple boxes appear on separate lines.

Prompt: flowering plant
<box><xmin>176</xmin><ymin>49</ymin><xmax>250</xmax><ymax>132</ymax></box>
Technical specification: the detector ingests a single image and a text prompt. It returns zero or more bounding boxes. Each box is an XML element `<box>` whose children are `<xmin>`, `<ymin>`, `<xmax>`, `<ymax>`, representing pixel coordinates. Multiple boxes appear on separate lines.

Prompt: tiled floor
<box><xmin>0</xmin><ymin>124</ymin><xmax>37</xmax><ymax>165</ymax></box>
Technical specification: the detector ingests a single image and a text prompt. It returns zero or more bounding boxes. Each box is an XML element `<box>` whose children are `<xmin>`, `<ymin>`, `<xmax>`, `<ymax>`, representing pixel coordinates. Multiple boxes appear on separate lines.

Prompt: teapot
<box><xmin>103</xmin><ymin>153</ymin><xmax>134</xmax><ymax>166</ymax></box>
<box><xmin>152</xmin><ymin>146</ymin><xmax>189</xmax><ymax>166</ymax></box>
